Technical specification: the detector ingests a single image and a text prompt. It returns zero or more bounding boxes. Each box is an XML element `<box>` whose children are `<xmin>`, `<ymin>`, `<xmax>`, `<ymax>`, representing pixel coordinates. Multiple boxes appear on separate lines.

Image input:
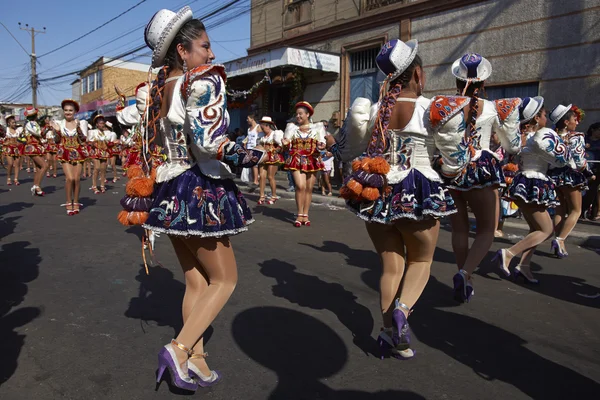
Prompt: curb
<box><xmin>235</xmin><ymin>180</ymin><xmax>600</xmax><ymax>247</ymax></box>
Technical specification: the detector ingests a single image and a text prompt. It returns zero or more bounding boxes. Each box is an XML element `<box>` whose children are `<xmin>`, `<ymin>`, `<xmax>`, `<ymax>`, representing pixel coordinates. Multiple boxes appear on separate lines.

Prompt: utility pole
<box><xmin>19</xmin><ymin>23</ymin><xmax>46</xmax><ymax>108</ymax></box>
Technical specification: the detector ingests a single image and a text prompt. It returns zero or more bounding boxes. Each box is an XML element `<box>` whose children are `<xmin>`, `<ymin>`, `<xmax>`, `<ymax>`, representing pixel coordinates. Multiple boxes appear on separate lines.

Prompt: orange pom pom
<box><xmin>352</xmin><ymin>159</ymin><xmax>362</xmax><ymax>172</ymax></box>
<box><xmin>127</xmin><ymin>211</ymin><xmax>149</xmax><ymax>225</ymax></box>
<box><xmin>127</xmin><ymin>165</ymin><xmax>144</xmax><ymax>179</ymax></box>
<box><xmin>117</xmin><ymin>210</ymin><xmax>132</xmax><ymax>226</ymax></box>
<box><xmin>368</xmin><ymin>157</ymin><xmax>390</xmax><ymax>175</ymax></box>
<box><xmin>126</xmin><ymin>176</ymin><xmax>155</xmax><ymax>197</ymax></box>
<box><xmin>346</xmin><ymin>179</ymin><xmax>363</xmax><ymax>197</ymax></box>
<box><xmin>339</xmin><ymin>186</ymin><xmax>355</xmax><ymax>200</ymax></box>
<box><xmin>361</xmin><ymin>187</ymin><xmax>380</xmax><ymax>201</ymax></box>
<box><xmin>360</xmin><ymin>158</ymin><xmax>372</xmax><ymax>173</ymax></box>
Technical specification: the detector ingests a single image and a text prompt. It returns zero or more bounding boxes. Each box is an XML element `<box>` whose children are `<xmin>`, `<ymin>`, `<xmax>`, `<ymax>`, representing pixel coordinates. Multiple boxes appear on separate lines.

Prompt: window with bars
<box><xmin>284</xmin><ymin>0</ymin><xmax>312</xmax><ymax>29</ymax></box>
<box><xmin>349</xmin><ymin>47</ymin><xmax>382</xmax><ymax>105</ymax></box>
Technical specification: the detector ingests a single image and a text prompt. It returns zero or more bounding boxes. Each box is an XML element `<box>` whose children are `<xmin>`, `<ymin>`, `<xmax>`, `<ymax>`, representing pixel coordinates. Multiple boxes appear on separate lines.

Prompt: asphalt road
<box><xmin>1</xmin><ymin>170</ymin><xmax>599</xmax><ymax>400</ymax></box>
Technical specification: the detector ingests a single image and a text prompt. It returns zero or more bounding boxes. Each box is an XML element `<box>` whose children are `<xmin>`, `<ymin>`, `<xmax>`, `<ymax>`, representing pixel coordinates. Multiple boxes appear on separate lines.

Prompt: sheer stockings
<box><xmin>258</xmin><ymin>165</ymin><xmax>278</xmax><ymax>199</ymax></box>
<box><xmin>503</xmin><ymin>201</ymin><xmax>553</xmax><ymax>268</ymax></box>
<box><xmin>92</xmin><ymin>159</ymin><xmax>107</xmax><ymax>189</ymax></box>
<box><xmin>449</xmin><ymin>187</ymin><xmax>498</xmax><ymax>277</ymax></box>
<box><xmin>5</xmin><ymin>156</ymin><xmax>19</xmax><ymax>182</ymax></box>
<box><xmin>554</xmin><ymin>187</ymin><xmax>583</xmax><ymax>253</ymax></box>
<box><xmin>366</xmin><ymin>219</ymin><xmax>439</xmax><ymax>328</ymax></box>
<box><xmin>292</xmin><ymin>171</ymin><xmax>317</xmax><ymax>223</ymax></box>
<box><xmin>169</xmin><ymin>236</ymin><xmax>237</xmax><ymax>376</ymax></box>
<box><xmin>31</xmin><ymin>155</ymin><xmax>48</xmax><ymax>187</ymax></box>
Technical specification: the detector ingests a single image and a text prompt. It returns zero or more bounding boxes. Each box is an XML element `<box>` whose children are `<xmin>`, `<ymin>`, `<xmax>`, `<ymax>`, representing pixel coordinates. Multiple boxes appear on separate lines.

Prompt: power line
<box><xmin>38</xmin><ymin>0</ymin><xmax>246</xmax><ymax>83</ymax></box>
<box><xmin>0</xmin><ymin>21</ymin><xmax>29</xmax><ymax>56</ymax></box>
<box><xmin>38</xmin><ymin>0</ymin><xmax>149</xmax><ymax>58</ymax></box>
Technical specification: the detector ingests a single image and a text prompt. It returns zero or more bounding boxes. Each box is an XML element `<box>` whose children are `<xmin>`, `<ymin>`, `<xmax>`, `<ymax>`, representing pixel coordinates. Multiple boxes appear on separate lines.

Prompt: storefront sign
<box><xmin>224</xmin><ymin>47</ymin><xmax>340</xmax><ymax>78</ymax></box>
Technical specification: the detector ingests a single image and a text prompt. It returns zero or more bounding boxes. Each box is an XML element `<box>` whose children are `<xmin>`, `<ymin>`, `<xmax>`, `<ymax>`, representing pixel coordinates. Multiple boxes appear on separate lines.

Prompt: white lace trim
<box><xmin>447</xmin><ymin>180</ymin><xmax>506</xmax><ymax>192</ymax></box>
<box><xmin>347</xmin><ymin>204</ymin><xmax>456</xmax><ymax>224</ymax></box>
<box><xmin>506</xmin><ymin>193</ymin><xmax>558</xmax><ymax>207</ymax></box>
<box><xmin>142</xmin><ymin>219</ymin><xmax>254</xmax><ymax>238</ymax></box>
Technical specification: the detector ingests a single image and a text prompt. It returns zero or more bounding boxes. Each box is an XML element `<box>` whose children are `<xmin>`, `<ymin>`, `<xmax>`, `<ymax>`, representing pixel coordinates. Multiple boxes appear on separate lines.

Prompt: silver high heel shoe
<box><xmin>156</xmin><ymin>339</ymin><xmax>198</xmax><ymax>392</ymax></box>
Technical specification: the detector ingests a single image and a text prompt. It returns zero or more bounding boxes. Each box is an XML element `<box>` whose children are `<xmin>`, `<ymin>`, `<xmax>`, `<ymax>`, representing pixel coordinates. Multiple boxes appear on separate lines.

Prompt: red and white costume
<box><xmin>56</xmin><ymin>119</ymin><xmax>89</xmax><ymax>163</ymax></box>
<box><xmin>284</xmin><ymin>122</ymin><xmax>326</xmax><ymax>172</ymax></box>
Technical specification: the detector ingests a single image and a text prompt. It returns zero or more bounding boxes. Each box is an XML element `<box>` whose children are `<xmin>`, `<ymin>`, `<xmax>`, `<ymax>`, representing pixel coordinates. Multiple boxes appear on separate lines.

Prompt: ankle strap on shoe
<box><xmin>555</xmin><ymin>237</ymin><xmax>565</xmax><ymax>241</ymax></box>
<box><xmin>190</xmin><ymin>351</ymin><xmax>208</xmax><ymax>360</ymax></box>
<box><xmin>171</xmin><ymin>339</ymin><xmax>193</xmax><ymax>356</ymax></box>
<box><xmin>394</xmin><ymin>299</ymin><xmax>412</xmax><ymax>314</ymax></box>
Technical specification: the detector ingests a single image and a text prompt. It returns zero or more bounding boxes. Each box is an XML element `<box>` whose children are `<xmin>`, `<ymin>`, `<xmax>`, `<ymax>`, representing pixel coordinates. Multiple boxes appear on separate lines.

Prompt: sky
<box><xmin>0</xmin><ymin>0</ymin><xmax>252</xmax><ymax>106</ymax></box>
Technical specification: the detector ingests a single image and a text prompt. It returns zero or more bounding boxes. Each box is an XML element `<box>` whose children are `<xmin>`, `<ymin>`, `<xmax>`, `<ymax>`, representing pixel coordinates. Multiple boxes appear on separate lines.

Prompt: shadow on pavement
<box><xmin>259</xmin><ymin>259</ymin><xmax>378</xmax><ymax>357</ymax></box>
<box><xmin>0</xmin><ymin>241</ymin><xmax>42</xmax><ymax>387</ymax></box>
<box><xmin>255</xmin><ymin>204</ymin><xmax>296</xmax><ymax>224</ymax></box>
<box><xmin>124</xmin><ymin>265</ymin><xmax>213</xmax><ymax>342</ymax></box>
<box><xmin>299</xmin><ymin>240</ymin><xmax>380</xmax><ymax>292</ymax></box>
<box><xmin>0</xmin><ymin>202</ymin><xmax>34</xmax><ymax>217</ymax></box>
<box><xmin>232</xmin><ymin>306</ymin><xmax>425</xmax><ymax>400</ymax></box>
<box><xmin>411</xmin><ymin>276</ymin><xmax>600</xmax><ymax>398</ymax></box>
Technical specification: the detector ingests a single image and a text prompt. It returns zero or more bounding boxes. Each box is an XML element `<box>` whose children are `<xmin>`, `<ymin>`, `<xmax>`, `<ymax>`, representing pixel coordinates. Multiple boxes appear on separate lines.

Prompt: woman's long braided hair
<box><xmin>145</xmin><ymin>19</ymin><xmax>206</xmax><ymax>156</ymax></box>
<box><xmin>456</xmin><ymin>79</ymin><xmax>485</xmax><ymax>158</ymax></box>
<box><xmin>366</xmin><ymin>54</ymin><xmax>422</xmax><ymax>157</ymax></box>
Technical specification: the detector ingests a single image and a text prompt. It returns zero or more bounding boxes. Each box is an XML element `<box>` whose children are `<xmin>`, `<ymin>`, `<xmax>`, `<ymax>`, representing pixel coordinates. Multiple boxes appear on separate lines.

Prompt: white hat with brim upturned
<box><xmin>520</xmin><ymin>96</ymin><xmax>544</xmax><ymax>123</ymax></box>
<box><xmin>376</xmin><ymin>39</ymin><xmax>419</xmax><ymax>82</ymax></box>
<box><xmin>145</xmin><ymin>6</ymin><xmax>193</xmax><ymax>68</ymax></box>
<box><xmin>452</xmin><ymin>53</ymin><xmax>492</xmax><ymax>82</ymax></box>
<box><xmin>549</xmin><ymin>104</ymin><xmax>572</xmax><ymax>125</ymax></box>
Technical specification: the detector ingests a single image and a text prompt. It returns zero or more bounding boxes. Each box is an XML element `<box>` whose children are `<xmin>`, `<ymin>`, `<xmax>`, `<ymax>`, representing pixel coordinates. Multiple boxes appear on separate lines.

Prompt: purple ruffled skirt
<box><xmin>504</xmin><ymin>173</ymin><xmax>559</xmax><ymax>207</ymax></box>
<box><xmin>547</xmin><ymin>166</ymin><xmax>588</xmax><ymax>190</ymax></box>
<box><xmin>346</xmin><ymin>169</ymin><xmax>456</xmax><ymax>223</ymax></box>
<box><xmin>143</xmin><ymin>165</ymin><xmax>253</xmax><ymax>237</ymax></box>
<box><xmin>447</xmin><ymin>151</ymin><xmax>505</xmax><ymax>191</ymax></box>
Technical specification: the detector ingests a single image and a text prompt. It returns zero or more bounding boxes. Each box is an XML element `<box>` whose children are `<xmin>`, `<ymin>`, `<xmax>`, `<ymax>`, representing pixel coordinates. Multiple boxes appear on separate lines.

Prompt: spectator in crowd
<box><xmin>583</xmin><ymin>122</ymin><xmax>600</xmax><ymax>220</ymax></box>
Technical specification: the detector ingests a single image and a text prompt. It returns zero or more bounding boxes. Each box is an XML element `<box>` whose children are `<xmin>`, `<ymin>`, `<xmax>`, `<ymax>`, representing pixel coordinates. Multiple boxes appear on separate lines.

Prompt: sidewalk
<box><xmin>235</xmin><ymin>173</ymin><xmax>600</xmax><ymax>247</ymax></box>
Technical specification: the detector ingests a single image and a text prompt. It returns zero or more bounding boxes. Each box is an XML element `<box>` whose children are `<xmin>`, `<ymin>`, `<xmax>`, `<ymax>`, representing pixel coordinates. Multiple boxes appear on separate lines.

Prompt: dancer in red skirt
<box><xmin>22</xmin><ymin>107</ymin><xmax>49</xmax><ymax>196</ymax></box>
<box><xmin>282</xmin><ymin>101</ymin><xmax>326</xmax><ymax>226</ymax></box>
<box><xmin>3</xmin><ymin>115</ymin><xmax>23</xmax><ymax>185</ymax></box>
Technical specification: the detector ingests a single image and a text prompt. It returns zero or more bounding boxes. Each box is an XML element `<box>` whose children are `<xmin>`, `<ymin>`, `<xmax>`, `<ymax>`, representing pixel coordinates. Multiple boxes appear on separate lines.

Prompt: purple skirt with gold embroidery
<box><xmin>143</xmin><ymin>165</ymin><xmax>253</xmax><ymax>237</ymax></box>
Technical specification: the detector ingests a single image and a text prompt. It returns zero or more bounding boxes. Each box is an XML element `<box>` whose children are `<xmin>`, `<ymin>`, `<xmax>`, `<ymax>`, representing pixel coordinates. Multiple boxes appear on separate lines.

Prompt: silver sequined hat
<box><xmin>144</xmin><ymin>6</ymin><xmax>193</xmax><ymax>68</ymax></box>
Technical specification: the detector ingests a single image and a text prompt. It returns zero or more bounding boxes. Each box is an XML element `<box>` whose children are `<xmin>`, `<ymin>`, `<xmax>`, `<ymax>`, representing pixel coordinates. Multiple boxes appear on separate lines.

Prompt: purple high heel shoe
<box><xmin>377</xmin><ymin>328</ymin><xmax>415</xmax><ymax>360</ymax></box>
<box><xmin>187</xmin><ymin>352</ymin><xmax>221</xmax><ymax>387</ymax></box>
<box><xmin>513</xmin><ymin>265</ymin><xmax>540</xmax><ymax>284</ymax></box>
<box><xmin>453</xmin><ymin>269</ymin><xmax>473</xmax><ymax>303</ymax></box>
<box><xmin>156</xmin><ymin>340</ymin><xmax>198</xmax><ymax>392</ymax></box>
<box><xmin>551</xmin><ymin>238</ymin><xmax>567</xmax><ymax>259</ymax></box>
<box><xmin>392</xmin><ymin>300</ymin><xmax>411</xmax><ymax>351</ymax></box>
<box><xmin>492</xmin><ymin>249</ymin><xmax>512</xmax><ymax>277</ymax></box>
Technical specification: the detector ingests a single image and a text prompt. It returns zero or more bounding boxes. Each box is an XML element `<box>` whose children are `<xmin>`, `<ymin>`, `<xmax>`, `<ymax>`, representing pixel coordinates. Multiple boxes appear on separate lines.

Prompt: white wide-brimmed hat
<box><xmin>145</xmin><ymin>6</ymin><xmax>193</xmax><ymax>68</ymax></box>
<box><xmin>452</xmin><ymin>53</ymin><xmax>492</xmax><ymax>82</ymax></box>
<box><xmin>549</xmin><ymin>104</ymin><xmax>572</xmax><ymax>125</ymax></box>
<box><xmin>376</xmin><ymin>39</ymin><xmax>419</xmax><ymax>82</ymax></box>
<box><xmin>105</xmin><ymin>121</ymin><xmax>113</xmax><ymax>128</ymax></box>
<box><xmin>259</xmin><ymin>116</ymin><xmax>275</xmax><ymax>125</ymax></box>
<box><xmin>519</xmin><ymin>96</ymin><xmax>544</xmax><ymax>123</ymax></box>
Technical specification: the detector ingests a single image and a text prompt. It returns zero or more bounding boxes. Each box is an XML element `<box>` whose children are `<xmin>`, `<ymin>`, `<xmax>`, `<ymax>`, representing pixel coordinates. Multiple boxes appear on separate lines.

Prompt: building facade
<box><xmin>71</xmin><ymin>57</ymin><xmax>154</xmax><ymax>120</ymax></box>
<box><xmin>236</xmin><ymin>0</ymin><xmax>598</xmax><ymax>129</ymax></box>
<box><xmin>0</xmin><ymin>103</ymin><xmax>62</xmax><ymax>123</ymax></box>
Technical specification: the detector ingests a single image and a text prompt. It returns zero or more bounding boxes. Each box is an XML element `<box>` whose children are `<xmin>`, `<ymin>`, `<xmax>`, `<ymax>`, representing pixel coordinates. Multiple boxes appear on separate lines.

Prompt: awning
<box><xmin>224</xmin><ymin>47</ymin><xmax>340</xmax><ymax>78</ymax></box>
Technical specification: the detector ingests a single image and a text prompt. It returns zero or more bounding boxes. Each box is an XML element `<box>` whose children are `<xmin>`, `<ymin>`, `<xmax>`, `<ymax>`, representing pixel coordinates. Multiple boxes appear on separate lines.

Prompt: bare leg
<box><xmin>73</xmin><ymin>163</ymin><xmax>83</xmax><ymax>204</ymax></box>
<box><xmin>62</xmin><ymin>163</ymin><xmax>74</xmax><ymax>205</ymax></box>
<box><xmin>461</xmin><ymin>187</ymin><xmax>498</xmax><ymax>276</ymax></box>
<box><xmin>449</xmin><ymin>190</ymin><xmax>469</xmax><ymax>270</ymax></box>
<box><xmin>303</xmin><ymin>172</ymin><xmax>317</xmax><ymax>219</ymax></box>
<box><xmin>14</xmin><ymin>157</ymin><xmax>20</xmax><ymax>182</ymax></box>
<box><xmin>292</xmin><ymin>171</ymin><xmax>307</xmax><ymax>221</ymax></box>
<box><xmin>92</xmin><ymin>159</ymin><xmax>100</xmax><ymax>189</ymax></box>
<box><xmin>252</xmin><ymin>165</ymin><xmax>259</xmax><ymax>185</ymax></box>
<box><xmin>555</xmin><ymin>187</ymin><xmax>583</xmax><ymax>253</ymax></box>
<box><xmin>100</xmin><ymin>160</ymin><xmax>108</xmax><ymax>189</ymax></box>
<box><xmin>267</xmin><ymin>165</ymin><xmax>278</xmax><ymax>197</ymax></box>
<box><xmin>171</xmin><ymin>237</ymin><xmax>237</xmax><ymax>371</ymax></box>
<box><xmin>6</xmin><ymin>156</ymin><xmax>14</xmax><ymax>183</ymax></box>
<box><xmin>323</xmin><ymin>171</ymin><xmax>332</xmax><ymax>194</ymax></box>
<box><xmin>31</xmin><ymin>155</ymin><xmax>48</xmax><ymax>187</ymax></box>
<box><xmin>366</xmin><ymin>222</ymin><xmax>406</xmax><ymax>328</ymax></box>
<box><xmin>110</xmin><ymin>156</ymin><xmax>117</xmax><ymax>180</ymax></box>
<box><xmin>169</xmin><ymin>237</ymin><xmax>212</xmax><ymax>375</ymax></box>
<box><xmin>258</xmin><ymin>165</ymin><xmax>268</xmax><ymax>199</ymax></box>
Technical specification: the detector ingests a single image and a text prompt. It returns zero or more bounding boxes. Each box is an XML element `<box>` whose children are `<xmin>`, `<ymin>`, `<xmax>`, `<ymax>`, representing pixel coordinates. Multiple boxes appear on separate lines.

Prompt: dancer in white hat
<box><xmin>493</xmin><ymin>97</ymin><xmax>570</xmax><ymax>282</ymax></box>
<box><xmin>547</xmin><ymin>104</ymin><xmax>594</xmax><ymax>257</ymax></box>
<box><xmin>257</xmin><ymin>115</ymin><xmax>284</xmax><ymax>204</ymax></box>
<box><xmin>116</xmin><ymin>7</ymin><xmax>265</xmax><ymax>392</ymax></box>
<box><xmin>427</xmin><ymin>53</ymin><xmax>522</xmax><ymax>303</ymax></box>
<box><xmin>338</xmin><ymin>39</ymin><xmax>456</xmax><ymax>359</ymax></box>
